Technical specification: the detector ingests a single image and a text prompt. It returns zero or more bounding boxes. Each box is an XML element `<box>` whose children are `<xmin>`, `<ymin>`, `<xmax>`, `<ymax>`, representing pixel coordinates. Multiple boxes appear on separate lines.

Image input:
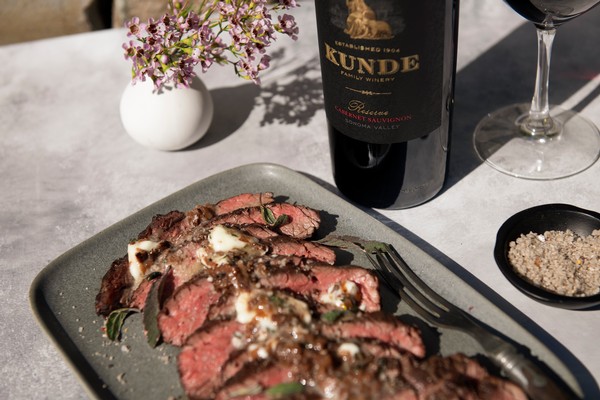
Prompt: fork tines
<box><xmin>365</xmin><ymin>243</ymin><xmax>467</xmax><ymax>327</ymax></box>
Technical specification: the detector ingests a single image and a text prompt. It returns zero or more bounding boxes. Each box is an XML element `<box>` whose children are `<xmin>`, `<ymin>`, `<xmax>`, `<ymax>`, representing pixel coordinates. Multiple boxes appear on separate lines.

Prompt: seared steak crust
<box><xmin>95</xmin><ymin>256</ymin><xmax>132</xmax><ymax>316</ymax></box>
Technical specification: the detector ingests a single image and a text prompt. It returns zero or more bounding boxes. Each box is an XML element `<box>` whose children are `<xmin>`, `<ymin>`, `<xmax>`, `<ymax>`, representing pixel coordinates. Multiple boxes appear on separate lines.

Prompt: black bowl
<box><xmin>495</xmin><ymin>204</ymin><xmax>600</xmax><ymax>310</ymax></box>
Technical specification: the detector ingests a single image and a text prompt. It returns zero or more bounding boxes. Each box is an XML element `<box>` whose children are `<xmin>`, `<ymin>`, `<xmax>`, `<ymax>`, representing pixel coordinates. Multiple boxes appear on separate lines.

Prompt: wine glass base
<box><xmin>473</xmin><ymin>103</ymin><xmax>600</xmax><ymax>180</ymax></box>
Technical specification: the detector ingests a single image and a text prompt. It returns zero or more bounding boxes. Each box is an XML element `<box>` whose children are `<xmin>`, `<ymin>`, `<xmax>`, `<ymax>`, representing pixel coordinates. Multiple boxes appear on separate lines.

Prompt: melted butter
<box><xmin>209</xmin><ymin>225</ymin><xmax>252</xmax><ymax>252</ymax></box>
<box><xmin>128</xmin><ymin>240</ymin><xmax>162</xmax><ymax>288</ymax></box>
<box><xmin>233</xmin><ymin>289</ymin><xmax>312</xmax><ymax>349</ymax></box>
<box><xmin>199</xmin><ymin>225</ymin><xmax>266</xmax><ymax>267</ymax></box>
<box><xmin>319</xmin><ymin>280</ymin><xmax>362</xmax><ymax>310</ymax></box>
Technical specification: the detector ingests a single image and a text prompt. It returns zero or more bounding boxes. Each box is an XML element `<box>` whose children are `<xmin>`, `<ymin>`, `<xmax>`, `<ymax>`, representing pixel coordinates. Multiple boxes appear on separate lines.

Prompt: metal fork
<box><xmin>365</xmin><ymin>243</ymin><xmax>579</xmax><ymax>400</ymax></box>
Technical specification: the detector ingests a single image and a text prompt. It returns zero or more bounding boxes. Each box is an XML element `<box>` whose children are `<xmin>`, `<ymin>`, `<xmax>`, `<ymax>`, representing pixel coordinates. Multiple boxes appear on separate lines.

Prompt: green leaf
<box><xmin>145</xmin><ymin>271</ymin><xmax>162</xmax><ymax>281</ymax></box>
<box><xmin>320</xmin><ymin>309</ymin><xmax>345</xmax><ymax>324</ymax></box>
<box><xmin>260</xmin><ymin>205</ymin><xmax>289</xmax><ymax>228</ymax></box>
<box><xmin>225</xmin><ymin>384</ymin><xmax>263</xmax><ymax>398</ymax></box>
<box><xmin>143</xmin><ymin>267</ymin><xmax>171</xmax><ymax>348</ymax></box>
<box><xmin>265</xmin><ymin>382</ymin><xmax>304</xmax><ymax>398</ymax></box>
<box><xmin>105</xmin><ymin>308</ymin><xmax>138</xmax><ymax>341</ymax></box>
<box><xmin>269</xmin><ymin>294</ymin><xmax>285</xmax><ymax>307</ymax></box>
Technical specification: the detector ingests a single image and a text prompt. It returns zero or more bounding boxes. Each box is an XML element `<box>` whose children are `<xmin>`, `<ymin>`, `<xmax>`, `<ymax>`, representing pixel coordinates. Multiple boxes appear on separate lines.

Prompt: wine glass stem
<box><xmin>521</xmin><ymin>27</ymin><xmax>561</xmax><ymax>137</ymax></box>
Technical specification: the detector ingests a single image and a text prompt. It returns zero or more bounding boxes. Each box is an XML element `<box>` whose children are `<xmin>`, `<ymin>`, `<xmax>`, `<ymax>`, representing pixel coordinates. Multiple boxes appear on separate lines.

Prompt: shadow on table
<box><xmin>184</xmin><ymin>83</ymin><xmax>261</xmax><ymax>150</ymax></box>
<box><xmin>448</xmin><ymin>5</ymin><xmax>600</xmax><ymax>188</ymax></box>
<box><xmin>302</xmin><ymin>172</ymin><xmax>599</xmax><ymax>400</ymax></box>
<box><xmin>185</xmin><ymin>54</ymin><xmax>324</xmax><ymax>151</ymax></box>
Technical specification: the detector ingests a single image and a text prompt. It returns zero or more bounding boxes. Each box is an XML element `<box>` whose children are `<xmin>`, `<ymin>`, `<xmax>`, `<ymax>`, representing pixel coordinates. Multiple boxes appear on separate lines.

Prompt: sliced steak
<box><xmin>95</xmin><ymin>256</ymin><xmax>133</xmax><ymax>316</ymax></box>
<box><xmin>214</xmin><ymin>192</ymin><xmax>275</xmax><ymax>215</ymax></box>
<box><xmin>136</xmin><ymin>210</ymin><xmax>188</xmax><ymax>242</ymax></box>
<box><xmin>319</xmin><ymin>312</ymin><xmax>425</xmax><ymax>358</ymax></box>
<box><xmin>256</xmin><ymin>264</ymin><xmax>380</xmax><ymax>313</ymax></box>
<box><xmin>236</xmin><ymin>224</ymin><xmax>280</xmax><ymax>239</ymax></box>
<box><xmin>95</xmin><ymin>195</ymin><xmax>279</xmax><ymax>316</ymax></box>
<box><xmin>207</xmin><ymin>203</ymin><xmax>321</xmax><ymax>239</ymax></box>
<box><xmin>264</xmin><ymin>235</ymin><xmax>336</xmax><ymax>264</ymax></box>
<box><xmin>178</xmin><ymin>319</ymin><xmax>244</xmax><ymax>400</ymax></box>
<box><xmin>157</xmin><ymin>276</ymin><xmax>228</xmax><ymax>346</ymax></box>
<box><xmin>400</xmin><ymin>353</ymin><xmax>528</xmax><ymax>400</ymax></box>
<box><xmin>155</xmin><ymin>258</ymin><xmax>316</xmax><ymax>347</ymax></box>
<box><xmin>215</xmin><ymin>361</ymin><xmax>297</xmax><ymax>400</ymax></box>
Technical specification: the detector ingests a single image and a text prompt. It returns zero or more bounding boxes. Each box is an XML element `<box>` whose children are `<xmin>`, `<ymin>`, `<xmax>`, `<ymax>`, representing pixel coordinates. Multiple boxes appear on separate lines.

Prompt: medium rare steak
<box><xmin>207</xmin><ymin>203</ymin><xmax>321</xmax><ymax>239</ymax></box>
<box><xmin>264</xmin><ymin>235</ymin><xmax>336</xmax><ymax>264</ymax></box>
<box><xmin>95</xmin><ymin>193</ymin><xmax>285</xmax><ymax>316</ymax></box>
<box><xmin>157</xmin><ymin>257</ymin><xmax>378</xmax><ymax>347</ymax></box>
<box><xmin>214</xmin><ymin>192</ymin><xmax>275</xmax><ymax>215</ymax></box>
<box><xmin>319</xmin><ymin>312</ymin><xmax>425</xmax><ymax>358</ymax></box>
<box><xmin>157</xmin><ymin>276</ymin><xmax>227</xmax><ymax>346</ymax></box>
<box><xmin>215</xmin><ymin>361</ymin><xmax>303</xmax><ymax>400</ymax></box>
<box><xmin>258</xmin><ymin>264</ymin><xmax>380</xmax><ymax>312</ymax></box>
<box><xmin>400</xmin><ymin>353</ymin><xmax>528</xmax><ymax>400</ymax></box>
<box><xmin>178</xmin><ymin>319</ymin><xmax>243</xmax><ymax>400</ymax></box>
<box><xmin>96</xmin><ymin>192</ymin><xmax>529</xmax><ymax>400</ymax></box>
<box><xmin>124</xmin><ymin>235</ymin><xmax>334</xmax><ymax>316</ymax></box>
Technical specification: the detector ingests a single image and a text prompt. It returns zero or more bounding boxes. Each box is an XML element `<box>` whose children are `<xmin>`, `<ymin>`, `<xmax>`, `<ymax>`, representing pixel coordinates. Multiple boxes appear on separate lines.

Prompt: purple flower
<box><xmin>123</xmin><ymin>0</ymin><xmax>299</xmax><ymax>90</ymax></box>
<box><xmin>277</xmin><ymin>14</ymin><xmax>298</xmax><ymax>40</ymax></box>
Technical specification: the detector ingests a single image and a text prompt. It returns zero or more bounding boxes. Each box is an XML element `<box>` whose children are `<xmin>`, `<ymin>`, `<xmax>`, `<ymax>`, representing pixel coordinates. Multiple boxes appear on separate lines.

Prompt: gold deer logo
<box><xmin>344</xmin><ymin>0</ymin><xmax>393</xmax><ymax>40</ymax></box>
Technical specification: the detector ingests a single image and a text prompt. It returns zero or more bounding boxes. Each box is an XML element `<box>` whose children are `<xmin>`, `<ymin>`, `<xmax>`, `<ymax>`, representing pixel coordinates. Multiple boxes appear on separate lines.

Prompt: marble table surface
<box><xmin>1</xmin><ymin>1</ymin><xmax>599</xmax><ymax>398</ymax></box>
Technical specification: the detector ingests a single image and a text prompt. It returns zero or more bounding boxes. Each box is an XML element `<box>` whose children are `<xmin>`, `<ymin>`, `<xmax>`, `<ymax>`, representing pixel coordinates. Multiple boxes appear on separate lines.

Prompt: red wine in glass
<box><xmin>473</xmin><ymin>0</ymin><xmax>600</xmax><ymax>179</ymax></box>
<box><xmin>505</xmin><ymin>0</ymin><xmax>600</xmax><ymax>28</ymax></box>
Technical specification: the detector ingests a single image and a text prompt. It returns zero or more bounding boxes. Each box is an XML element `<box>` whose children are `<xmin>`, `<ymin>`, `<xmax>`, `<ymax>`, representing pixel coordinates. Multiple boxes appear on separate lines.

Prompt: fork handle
<box><xmin>492</xmin><ymin>343</ymin><xmax>579</xmax><ymax>400</ymax></box>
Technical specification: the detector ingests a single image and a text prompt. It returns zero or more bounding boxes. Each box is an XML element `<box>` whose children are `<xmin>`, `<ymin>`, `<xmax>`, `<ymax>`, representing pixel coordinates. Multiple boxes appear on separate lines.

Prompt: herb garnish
<box><xmin>260</xmin><ymin>205</ymin><xmax>289</xmax><ymax>228</ymax></box>
<box><xmin>105</xmin><ymin>308</ymin><xmax>139</xmax><ymax>341</ymax></box>
<box><xmin>265</xmin><ymin>382</ymin><xmax>304</xmax><ymax>398</ymax></box>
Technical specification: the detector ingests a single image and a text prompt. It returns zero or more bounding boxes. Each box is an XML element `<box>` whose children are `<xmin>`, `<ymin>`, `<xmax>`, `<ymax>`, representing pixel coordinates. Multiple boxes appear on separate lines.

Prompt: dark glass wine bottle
<box><xmin>315</xmin><ymin>0</ymin><xmax>460</xmax><ymax>209</ymax></box>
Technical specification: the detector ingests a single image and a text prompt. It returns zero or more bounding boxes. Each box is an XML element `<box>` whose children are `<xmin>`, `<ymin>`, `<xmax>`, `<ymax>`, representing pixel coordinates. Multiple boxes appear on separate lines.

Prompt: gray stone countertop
<box><xmin>1</xmin><ymin>1</ymin><xmax>599</xmax><ymax>398</ymax></box>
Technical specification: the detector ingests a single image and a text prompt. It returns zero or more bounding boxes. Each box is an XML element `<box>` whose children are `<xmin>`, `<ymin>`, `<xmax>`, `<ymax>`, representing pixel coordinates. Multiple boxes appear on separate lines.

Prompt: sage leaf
<box><xmin>146</xmin><ymin>271</ymin><xmax>162</xmax><ymax>281</ymax></box>
<box><xmin>320</xmin><ymin>309</ymin><xmax>345</xmax><ymax>324</ymax></box>
<box><xmin>265</xmin><ymin>382</ymin><xmax>304</xmax><ymax>398</ymax></box>
<box><xmin>260</xmin><ymin>205</ymin><xmax>289</xmax><ymax>228</ymax></box>
<box><xmin>105</xmin><ymin>308</ymin><xmax>138</xmax><ymax>341</ymax></box>
<box><xmin>143</xmin><ymin>268</ymin><xmax>171</xmax><ymax>348</ymax></box>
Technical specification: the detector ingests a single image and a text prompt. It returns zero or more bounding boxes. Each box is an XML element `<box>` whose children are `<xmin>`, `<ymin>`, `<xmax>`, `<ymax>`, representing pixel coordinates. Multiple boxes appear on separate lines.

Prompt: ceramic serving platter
<box><xmin>30</xmin><ymin>163</ymin><xmax>583</xmax><ymax>399</ymax></box>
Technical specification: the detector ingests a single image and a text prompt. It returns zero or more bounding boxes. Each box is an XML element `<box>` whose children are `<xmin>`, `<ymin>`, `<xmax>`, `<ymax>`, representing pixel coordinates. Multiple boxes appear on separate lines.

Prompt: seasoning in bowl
<box><xmin>507</xmin><ymin>229</ymin><xmax>600</xmax><ymax>297</ymax></box>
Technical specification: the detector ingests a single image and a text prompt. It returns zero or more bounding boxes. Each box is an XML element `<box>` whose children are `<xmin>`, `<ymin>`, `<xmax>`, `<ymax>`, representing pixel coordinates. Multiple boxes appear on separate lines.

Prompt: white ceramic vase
<box><xmin>119</xmin><ymin>77</ymin><xmax>213</xmax><ymax>151</ymax></box>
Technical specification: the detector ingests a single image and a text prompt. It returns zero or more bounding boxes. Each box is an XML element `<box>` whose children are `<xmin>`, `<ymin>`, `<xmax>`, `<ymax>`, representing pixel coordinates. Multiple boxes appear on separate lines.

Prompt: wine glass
<box><xmin>473</xmin><ymin>0</ymin><xmax>600</xmax><ymax>180</ymax></box>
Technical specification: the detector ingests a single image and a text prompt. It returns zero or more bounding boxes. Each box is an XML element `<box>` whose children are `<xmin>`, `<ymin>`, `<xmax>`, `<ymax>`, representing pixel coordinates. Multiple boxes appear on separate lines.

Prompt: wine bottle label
<box><xmin>316</xmin><ymin>0</ymin><xmax>447</xmax><ymax>144</ymax></box>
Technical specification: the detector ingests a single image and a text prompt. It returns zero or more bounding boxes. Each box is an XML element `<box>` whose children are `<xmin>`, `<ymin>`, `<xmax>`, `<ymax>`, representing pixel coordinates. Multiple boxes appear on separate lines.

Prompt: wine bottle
<box><xmin>315</xmin><ymin>0</ymin><xmax>460</xmax><ymax>209</ymax></box>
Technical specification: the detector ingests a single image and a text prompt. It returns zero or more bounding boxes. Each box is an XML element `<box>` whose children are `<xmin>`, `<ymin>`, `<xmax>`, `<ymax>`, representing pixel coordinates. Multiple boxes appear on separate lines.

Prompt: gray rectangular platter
<box><xmin>30</xmin><ymin>163</ymin><xmax>582</xmax><ymax>399</ymax></box>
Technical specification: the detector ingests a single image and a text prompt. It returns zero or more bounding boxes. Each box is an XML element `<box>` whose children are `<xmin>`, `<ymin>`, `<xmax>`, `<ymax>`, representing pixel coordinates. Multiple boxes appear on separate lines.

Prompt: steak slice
<box><xmin>156</xmin><ymin>257</ymin><xmax>336</xmax><ymax>347</ymax></box>
<box><xmin>95</xmin><ymin>256</ymin><xmax>133</xmax><ymax>316</ymax></box>
<box><xmin>207</xmin><ymin>203</ymin><xmax>321</xmax><ymax>239</ymax></box>
<box><xmin>264</xmin><ymin>235</ymin><xmax>336</xmax><ymax>265</ymax></box>
<box><xmin>157</xmin><ymin>276</ymin><xmax>229</xmax><ymax>346</ymax></box>
<box><xmin>136</xmin><ymin>210</ymin><xmax>188</xmax><ymax>242</ymax></box>
<box><xmin>214</xmin><ymin>192</ymin><xmax>275</xmax><ymax>215</ymax></box>
<box><xmin>215</xmin><ymin>361</ymin><xmax>297</xmax><ymax>400</ymax></box>
<box><xmin>319</xmin><ymin>312</ymin><xmax>425</xmax><ymax>358</ymax></box>
<box><xmin>257</xmin><ymin>264</ymin><xmax>380</xmax><ymax>313</ymax></box>
<box><xmin>178</xmin><ymin>319</ymin><xmax>244</xmax><ymax>400</ymax></box>
<box><xmin>400</xmin><ymin>353</ymin><xmax>528</xmax><ymax>400</ymax></box>
<box><xmin>95</xmin><ymin>194</ymin><xmax>279</xmax><ymax>317</ymax></box>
